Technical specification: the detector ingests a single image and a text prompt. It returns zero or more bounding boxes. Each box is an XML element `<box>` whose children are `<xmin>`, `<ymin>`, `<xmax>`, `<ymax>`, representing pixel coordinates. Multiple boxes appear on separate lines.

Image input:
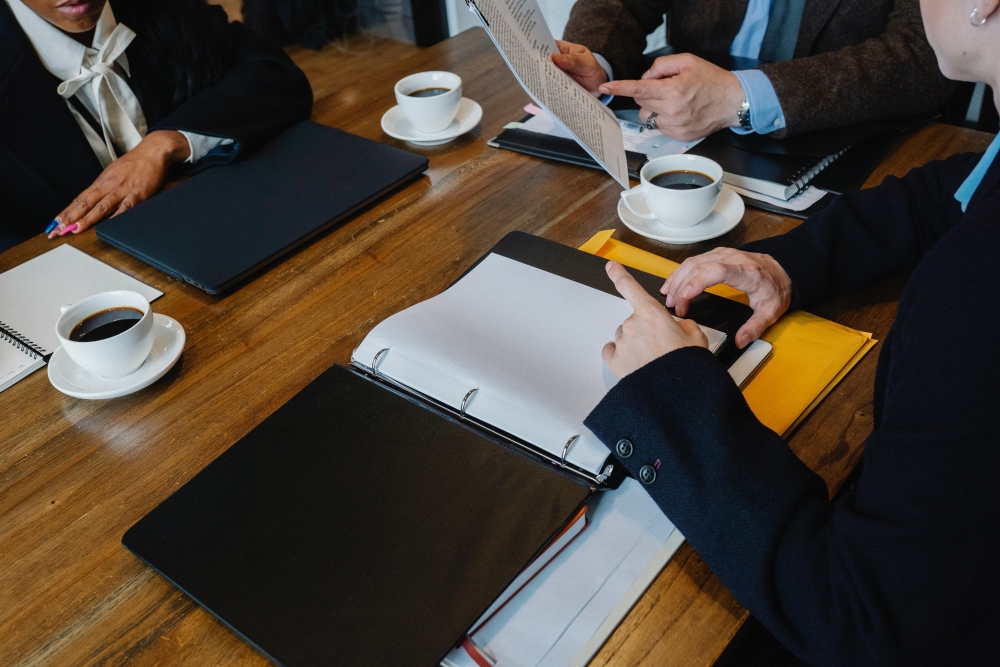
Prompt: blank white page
<box><xmin>353</xmin><ymin>254</ymin><xmax>723</xmax><ymax>474</ymax></box>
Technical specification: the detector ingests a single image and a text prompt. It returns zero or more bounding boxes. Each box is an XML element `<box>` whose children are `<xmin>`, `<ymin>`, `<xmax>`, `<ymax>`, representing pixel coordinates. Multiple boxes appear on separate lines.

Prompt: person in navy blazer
<box><xmin>0</xmin><ymin>0</ymin><xmax>312</xmax><ymax>252</ymax></box>
<box><xmin>585</xmin><ymin>0</ymin><xmax>1000</xmax><ymax>664</ymax></box>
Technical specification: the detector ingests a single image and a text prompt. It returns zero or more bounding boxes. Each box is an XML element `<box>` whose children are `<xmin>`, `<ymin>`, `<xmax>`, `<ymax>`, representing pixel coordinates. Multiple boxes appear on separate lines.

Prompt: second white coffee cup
<box><xmin>55</xmin><ymin>290</ymin><xmax>156</xmax><ymax>378</ymax></box>
<box><xmin>622</xmin><ymin>154</ymin><xmax>724</xmax><ymax>229</ymax></box>
<box><xmin>394</xmin><ymin>71</ymin><xmax>462</xmax><ymax>134</ymax></box>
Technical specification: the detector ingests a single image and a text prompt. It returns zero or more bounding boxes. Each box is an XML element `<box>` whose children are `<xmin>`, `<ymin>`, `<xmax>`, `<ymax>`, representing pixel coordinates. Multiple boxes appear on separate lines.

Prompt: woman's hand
<box><xmin>602</xmin><ymin>261</ymin><xmax>709</xmax><ymax>379</ymax></box>
<box><xmin>48</xmin><ymin>130</ymin><xmax>191</xmax><ymax>238</ymax></box>
<box><xmin>662</xmin><ymin>248</ymin><xmax>793</xmax><ymax>349</ymax></box>
<box><xmin>551</xmin><ymin>40</ymin><xmax>609</xmax><ymax>94</ymax></box>
<box><xmin>598</xmin><ymin>54</ymin><xmax>744</xmax><ymax>141</ymax></box>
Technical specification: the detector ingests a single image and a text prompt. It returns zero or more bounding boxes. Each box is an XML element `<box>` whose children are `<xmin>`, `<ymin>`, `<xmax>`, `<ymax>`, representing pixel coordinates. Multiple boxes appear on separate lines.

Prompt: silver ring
<box><xmin>645</xmin><ymin>112</ymin><xmax>658</xmax><ymax>131</ymax></box>
<box><xmin>971</xmin><ymin>8</ymin><xmax>987</xmax><ymax>25</ymax></box>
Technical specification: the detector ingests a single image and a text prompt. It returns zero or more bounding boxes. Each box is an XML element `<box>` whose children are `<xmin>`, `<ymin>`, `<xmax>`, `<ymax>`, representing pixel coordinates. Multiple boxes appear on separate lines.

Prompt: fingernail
<box><xmin>61</xmin><ymin>223</ymin><xmax>79</xmax><ymax>235</ymax></box>
<box><xmin>664</xmin><ymin>295</ymin><xmax>674</xmax><ymax>307</ymax></box>
<box><xmin>44</xmin><ymin>220</ymin><xmax>58</xmax><ymax>234</ymax></box>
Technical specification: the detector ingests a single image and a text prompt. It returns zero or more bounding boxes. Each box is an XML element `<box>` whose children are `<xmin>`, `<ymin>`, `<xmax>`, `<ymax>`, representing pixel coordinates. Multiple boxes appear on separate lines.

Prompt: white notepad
<box><xmin>0</xmin><ymin>245</ymin><xmax>162</xmax><ymax>392</ymax></box>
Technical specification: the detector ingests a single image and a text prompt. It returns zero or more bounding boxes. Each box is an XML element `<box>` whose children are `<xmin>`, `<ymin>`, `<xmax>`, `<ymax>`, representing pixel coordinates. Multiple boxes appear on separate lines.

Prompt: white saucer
<box><xmin>381</xmin><ymin>98</ymin><xmax>483</xmax><ymax>145</ymax></box>
<box><xmin>617</xmin><ymin>185</ymin><xmax>745</xmax><ymax>244</ymax></box>
<box><xmin>48</xmin><ymin>314</ymin><xmax>186</xmax><ymax>400</ymax></box>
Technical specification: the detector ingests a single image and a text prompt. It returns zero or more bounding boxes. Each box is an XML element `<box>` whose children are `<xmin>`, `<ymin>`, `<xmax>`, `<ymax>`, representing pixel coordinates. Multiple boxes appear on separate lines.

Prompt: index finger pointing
<box><xmin>606</xmin><ymin>261</ymin><xmax>658</xmax><ymax>310</ymax></box>
<box><xmin>599</xmin><ymin>79</ymin><xmax>664</xmax><ymax>99</ymax></box>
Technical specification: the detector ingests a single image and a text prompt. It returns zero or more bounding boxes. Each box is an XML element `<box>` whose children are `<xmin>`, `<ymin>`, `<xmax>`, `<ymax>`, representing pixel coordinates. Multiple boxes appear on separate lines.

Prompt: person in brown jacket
<box><xmin>552</xmin><ymin>0</ymin><xmax>954</xmax><ymax>140</ymax></box>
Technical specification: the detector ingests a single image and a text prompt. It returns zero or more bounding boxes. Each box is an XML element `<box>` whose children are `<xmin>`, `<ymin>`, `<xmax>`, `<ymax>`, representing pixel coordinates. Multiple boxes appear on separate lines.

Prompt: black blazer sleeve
<box><xmin>583</xmin><ymin>155</ymin><xmax>1000</xmax><ymax>665</ymax></box>
<box><xmin>149</xmin><ymin>21</ymin><xmax>313</xmax><ymax>166</ymax></box>
<box><xmin>739</xmin><ymin>151</ymin><xmax>978</xmax><ymax>309</ymax></box>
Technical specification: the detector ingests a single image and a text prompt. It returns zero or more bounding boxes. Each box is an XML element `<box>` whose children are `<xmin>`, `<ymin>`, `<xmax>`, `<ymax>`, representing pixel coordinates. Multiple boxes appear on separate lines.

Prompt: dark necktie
<box><xmin>758</xmin><ymin>0</ymin><xmax>805</xmax><ymax>63</ymax></box>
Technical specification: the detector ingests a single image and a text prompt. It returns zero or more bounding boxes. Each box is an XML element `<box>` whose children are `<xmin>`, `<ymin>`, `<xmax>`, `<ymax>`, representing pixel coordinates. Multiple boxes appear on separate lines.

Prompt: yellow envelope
<box><xmin>579</xmin><ymin>230</ymin><xmax>876</xmax><ymax>437</ymax></box>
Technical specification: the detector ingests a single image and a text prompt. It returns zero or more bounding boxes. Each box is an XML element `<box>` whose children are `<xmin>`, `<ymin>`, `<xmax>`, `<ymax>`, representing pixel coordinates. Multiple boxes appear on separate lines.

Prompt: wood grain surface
<box><xmin>0</xmin><ymin>28</ymin><xmax>992</xmax><ymax>667</ymax></box>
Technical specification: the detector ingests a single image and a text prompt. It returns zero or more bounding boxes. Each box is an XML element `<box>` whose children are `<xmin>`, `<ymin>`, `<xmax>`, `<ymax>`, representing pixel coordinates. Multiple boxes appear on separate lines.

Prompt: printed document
<box><xmin>468</xmin><ymin>0</ymin><xmax>630</xmax><ymax>188</ymax></box>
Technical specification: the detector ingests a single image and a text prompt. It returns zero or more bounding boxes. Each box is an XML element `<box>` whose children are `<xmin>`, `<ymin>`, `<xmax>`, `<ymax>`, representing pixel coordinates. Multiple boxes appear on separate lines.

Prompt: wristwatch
<box><xmin>737</xmin><ymin>98</ymin><xmax>752</xmax><ymax>130</ymax></box>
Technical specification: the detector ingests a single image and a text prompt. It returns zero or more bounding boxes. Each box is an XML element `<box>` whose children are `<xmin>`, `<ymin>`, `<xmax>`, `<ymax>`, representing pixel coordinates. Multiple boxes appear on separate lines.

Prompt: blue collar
<box><xmin>955</xmin><ymin>132</ymin><xmax>1000</xmax><ymax>212</ymax></box>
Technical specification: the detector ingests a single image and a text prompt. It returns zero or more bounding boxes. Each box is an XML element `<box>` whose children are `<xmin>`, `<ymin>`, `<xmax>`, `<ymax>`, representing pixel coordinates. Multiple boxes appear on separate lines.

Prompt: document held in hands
<box><xmin>466</xmin><ymin>0</ymin><xmax>630</xmax><ymax>188</ymax></box>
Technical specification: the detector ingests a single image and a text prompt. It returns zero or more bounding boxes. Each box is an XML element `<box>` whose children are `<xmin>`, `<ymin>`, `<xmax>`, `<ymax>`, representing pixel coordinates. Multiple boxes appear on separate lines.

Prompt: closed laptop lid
<box><xmin>97</xmin><ymin>122</ymin><xmax>428</xmax><ymax>293</ymax></box>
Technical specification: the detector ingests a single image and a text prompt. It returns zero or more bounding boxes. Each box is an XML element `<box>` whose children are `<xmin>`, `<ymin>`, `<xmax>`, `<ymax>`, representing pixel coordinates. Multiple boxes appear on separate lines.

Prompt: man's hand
<box><xmin>598</xmin><ymin>54</ymin><xmax>745</xmax><ymax>141</ymax></box>
<box><xmin>48</xmin><ymin>130</ymin><xmax>191</xmax><ymax>238</ymax></box>
<box><xmin>551</xmin><ymin>40</ymin><xmax>609</xmax><ymax>94</ymax></box>
<box><xmin>662</xmin><ymin>248</ymin><xmax>793</xmax><ymax>349</ymax></box>
<box><xmin>602</xmin><ymin>261</ymin><xmax>709</xmax><ymax>379</ymax></box>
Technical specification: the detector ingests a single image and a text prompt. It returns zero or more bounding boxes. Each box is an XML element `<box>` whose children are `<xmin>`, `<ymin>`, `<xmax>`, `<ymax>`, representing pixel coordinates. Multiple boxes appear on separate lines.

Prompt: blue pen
<box><xmin>44</xmin><ymin>220</ymin><xmax>58</xmax><ymax>234</ymax></box>
<box><xmin>619</xmin><ymin>119</ymin><xmax>644</xmax><ymax>133</ymax></box>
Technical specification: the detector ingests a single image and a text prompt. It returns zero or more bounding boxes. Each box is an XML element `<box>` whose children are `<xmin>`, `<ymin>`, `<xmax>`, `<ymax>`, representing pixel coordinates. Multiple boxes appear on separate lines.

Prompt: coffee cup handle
<box><xmin>620</xmin><ymin>186</ymin><xmax>658</xmax><ymax>220</ymax></box>
<box><xmin>60</xmin><ymin>304</ymin><xmax>72</xmax><ymax>314</ymax></box>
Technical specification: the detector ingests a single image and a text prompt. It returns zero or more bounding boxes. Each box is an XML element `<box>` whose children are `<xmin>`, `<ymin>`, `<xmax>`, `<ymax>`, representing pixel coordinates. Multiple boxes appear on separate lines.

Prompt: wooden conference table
<box><xmin>0</xmin><ymin>27</ymin><xmax>992</xmax><ymax>667</ymax></box>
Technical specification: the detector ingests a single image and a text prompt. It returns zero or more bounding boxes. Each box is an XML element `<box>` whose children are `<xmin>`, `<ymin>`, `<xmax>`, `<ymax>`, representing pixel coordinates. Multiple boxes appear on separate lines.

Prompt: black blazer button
<box><xmin>615</xmin><ymin>439</ymin><xmax>633</xmax><ymax>458</ymax></box>
<box><xmin>639</xmin><ymin>465</ymin><xmax>656</xmax><ymax>485</ymax></box>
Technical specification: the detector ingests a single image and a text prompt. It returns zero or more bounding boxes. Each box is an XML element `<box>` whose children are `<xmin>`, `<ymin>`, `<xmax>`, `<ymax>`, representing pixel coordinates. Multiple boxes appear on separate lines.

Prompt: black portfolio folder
<box><xmin>97</xmin><ymin>121</ymin><xmax>428</xmax><ymax>294</ymax></box>
<box><xmin>122</xmin><ymin>232</ymin><xmax>756</xmax><ymax>667</ymax></box>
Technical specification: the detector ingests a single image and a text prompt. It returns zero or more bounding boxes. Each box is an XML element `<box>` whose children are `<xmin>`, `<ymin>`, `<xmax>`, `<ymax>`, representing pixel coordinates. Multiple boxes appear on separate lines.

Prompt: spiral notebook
<box><xmin>0</xmin><ymin>245</ymin><xmax>162</xmax><ymax>392</ymax></box>
<box><xmin>686</xmin><ymin>135</ymin><xmax>845</xmax><ymax>200</ymax></box>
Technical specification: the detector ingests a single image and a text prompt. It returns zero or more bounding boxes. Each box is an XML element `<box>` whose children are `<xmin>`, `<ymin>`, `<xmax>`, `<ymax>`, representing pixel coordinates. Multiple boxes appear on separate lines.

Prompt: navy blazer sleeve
<box><xmin>740</xmin><ymin>151</ymin><xmax>978</xmax><ymax>309</ymax></box>
<box><xmin>149</xmin><ymin>20</ymin><xmax>313</xmax><ymax>166</ymax></box>
<box><xmin>584</xmin><ymin>156</ymin><xmax>1000</xmax><ymax>665</ymax></box>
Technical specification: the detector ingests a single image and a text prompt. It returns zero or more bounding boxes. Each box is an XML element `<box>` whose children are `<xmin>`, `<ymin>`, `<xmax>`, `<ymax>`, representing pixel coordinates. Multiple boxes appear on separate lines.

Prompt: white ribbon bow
<box><xmin>58</xmin><ymin>23</ymin><xmax>147</xmax><ymax>161</ymax></box>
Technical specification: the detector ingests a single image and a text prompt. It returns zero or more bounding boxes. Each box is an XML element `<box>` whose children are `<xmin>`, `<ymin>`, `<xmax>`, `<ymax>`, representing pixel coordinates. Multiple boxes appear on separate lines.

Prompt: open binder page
<box><xmin>352</xmin><ymin>254</ymin><xmax>724</xmax><ymax>476</ymax></box>
<box><xmin>467</xmin><ymin>0</ymin><xmax>629</xmax><ymax>188</ymax></box>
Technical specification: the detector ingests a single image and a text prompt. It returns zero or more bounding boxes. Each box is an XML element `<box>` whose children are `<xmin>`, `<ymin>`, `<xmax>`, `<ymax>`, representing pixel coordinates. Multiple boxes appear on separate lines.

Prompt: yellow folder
<box><xmin>579</xmin><ymin>230</ymin><xmax>876</xmax><ymax>437</ymax></box>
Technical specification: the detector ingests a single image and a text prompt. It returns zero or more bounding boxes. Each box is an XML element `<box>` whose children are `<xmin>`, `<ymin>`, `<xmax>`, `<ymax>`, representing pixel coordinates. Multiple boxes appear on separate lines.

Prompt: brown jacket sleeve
<box><xmin>562</xmin><ymin>0</ymin><xmax>674</xmax><ymax>81</ymax></box>
<box><xmin>761</xmin><ymin>0</ymin><xmax>954</xmax><ymax>136</ymax></box>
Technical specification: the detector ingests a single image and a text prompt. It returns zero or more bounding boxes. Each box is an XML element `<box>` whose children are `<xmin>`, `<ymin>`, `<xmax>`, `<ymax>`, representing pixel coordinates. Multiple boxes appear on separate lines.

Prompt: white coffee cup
<box><xmin>55</xmin><ymin>290</ymin><xmax>156</xmax><ymax>378</ymax></box>
<box><xmin>394</xmin><ymin>71</ymin><xmax>462</xmax><ymax>134</ymax></box>
<box><xmin>622</xmin><ymin>154</ymin><xmax>724</xmax><ymax>228</ymax></box>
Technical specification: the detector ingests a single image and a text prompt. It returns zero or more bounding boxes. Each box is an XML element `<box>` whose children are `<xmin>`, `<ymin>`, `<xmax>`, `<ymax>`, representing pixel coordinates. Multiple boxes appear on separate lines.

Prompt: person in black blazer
<box><xmin>0</xmin><ymin>0</ymin><xmax>312</xmax><ymax>252</ymax></box>
<box><xmin>585</xmin><ymin>1</ymin><xmax>1000</xmax><ymax>664</ymax></box>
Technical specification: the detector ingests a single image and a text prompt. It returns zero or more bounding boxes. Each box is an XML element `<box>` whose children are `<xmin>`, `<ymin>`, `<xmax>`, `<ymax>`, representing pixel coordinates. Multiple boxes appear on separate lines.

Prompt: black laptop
<box><xmin>97</xmin><ymin>121</ymin><xmax>428</xmax><ymax>294</ymax></box>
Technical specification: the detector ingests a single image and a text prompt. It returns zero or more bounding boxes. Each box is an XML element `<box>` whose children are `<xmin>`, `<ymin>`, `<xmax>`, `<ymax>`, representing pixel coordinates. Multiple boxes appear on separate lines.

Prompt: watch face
<box><xmin>739</xmin><ymin>100</ymin><xmax>752</xmax><ymax>129</ymax></box>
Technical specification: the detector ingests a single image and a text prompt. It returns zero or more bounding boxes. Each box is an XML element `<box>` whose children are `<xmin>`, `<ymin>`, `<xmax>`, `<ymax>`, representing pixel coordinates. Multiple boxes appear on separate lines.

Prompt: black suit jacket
<box><xmin>0</xmin><ymin>0</ymin><xmax>312</xmax><ymax>251</ymax></box>
<box><xmin>585</xmin><ymin>150</ymin><xmax>1000</xmax><ymax>665</ymax></box>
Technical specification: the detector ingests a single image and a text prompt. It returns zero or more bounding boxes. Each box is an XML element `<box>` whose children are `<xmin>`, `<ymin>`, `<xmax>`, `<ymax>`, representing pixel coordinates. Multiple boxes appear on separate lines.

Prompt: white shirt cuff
<box><xmin>180</xmin><ymin>131</ymin><xmax>235</xmax><ymax>164</ymax></box>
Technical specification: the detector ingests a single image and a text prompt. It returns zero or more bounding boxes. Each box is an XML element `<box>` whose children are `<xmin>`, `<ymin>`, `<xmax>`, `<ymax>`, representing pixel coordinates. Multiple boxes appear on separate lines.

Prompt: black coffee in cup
<box><xmin>649</xmin><ymin>170</ymin><xmax>714</xmax><ymax>190</ymax></box>
<box><xmin>70</xmin><ymin>307</ymin><xmax>143</xmax><ymax>343</ymax></box>
<box><xmin>406</xmin><ymin>87</ymin><xmax>450</xmax><ymax>98</ymax></box>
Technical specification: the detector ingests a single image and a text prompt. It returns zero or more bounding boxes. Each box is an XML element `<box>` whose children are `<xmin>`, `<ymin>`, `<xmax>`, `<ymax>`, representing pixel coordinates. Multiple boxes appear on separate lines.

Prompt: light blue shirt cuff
<box><xmin>593</xmin><ymin>52</ymin><xmax>614</xmax><ymax>104</ymax></box>
<box><xmin>730</xmin><ymin>69</ymin><xmax>786</xmax><ymax>135</ymax></box>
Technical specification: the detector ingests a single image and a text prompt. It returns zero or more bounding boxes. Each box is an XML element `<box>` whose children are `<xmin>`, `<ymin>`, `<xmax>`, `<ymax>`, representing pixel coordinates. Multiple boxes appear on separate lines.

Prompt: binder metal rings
<box><xmin>372</xmin><ymin>348</ymin><xmax>389</xmax><ymax>376</ymax></box>
<box><xmin>460</xmin><ymin>388</ymin><xmax>479</xmax><ymax>417</ymax></box>
<box><xmin>560</xmin><ymin>434</ymin><xmax>580</xmax><ymax>469</ymax></box>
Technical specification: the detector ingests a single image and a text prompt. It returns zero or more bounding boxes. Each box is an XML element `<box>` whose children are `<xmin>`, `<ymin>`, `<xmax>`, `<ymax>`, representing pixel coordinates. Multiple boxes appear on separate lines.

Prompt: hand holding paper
<box><xmin>602</xmin><ymin>261</ymin><xmax>708</xmax><ymax>379</ymax></box>
<box><xmin>550</xmin><ymin>40</ymin><xmax>609</xmax><ymax>94</ymax></box>
<box><xmin>662</xmin><ymin>247</ymin><xmax>792</xmax><ymax>349</ymax></box>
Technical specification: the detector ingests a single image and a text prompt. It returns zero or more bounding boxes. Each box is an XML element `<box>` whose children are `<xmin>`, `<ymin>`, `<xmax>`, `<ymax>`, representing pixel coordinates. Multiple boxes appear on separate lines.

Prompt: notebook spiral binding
<box><xmin>791</xmin><ymin>149</ymin><xmax>848</xmax><ymax>193</ymax></box>
<box><xmin>0</xmin><ymin>320</ymin><xmax>45</xmax><ymax>359</ymax></box>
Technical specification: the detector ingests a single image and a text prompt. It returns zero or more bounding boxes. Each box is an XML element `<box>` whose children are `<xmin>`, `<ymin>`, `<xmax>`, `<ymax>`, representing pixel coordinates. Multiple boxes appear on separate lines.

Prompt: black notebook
<box><xmin>97</xmin><ymin>121</ymin><xmax>428</xmax><ymax>294</ymax></box>
<box><xmin>123</xmin><ymin>232</ymin><xmax>771</xmax><ymax>667</ymax></box>
<box><xmin>685</xmin><ymin>135</ymin><xmax>843</xmax><ymax>200</ymax></box>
